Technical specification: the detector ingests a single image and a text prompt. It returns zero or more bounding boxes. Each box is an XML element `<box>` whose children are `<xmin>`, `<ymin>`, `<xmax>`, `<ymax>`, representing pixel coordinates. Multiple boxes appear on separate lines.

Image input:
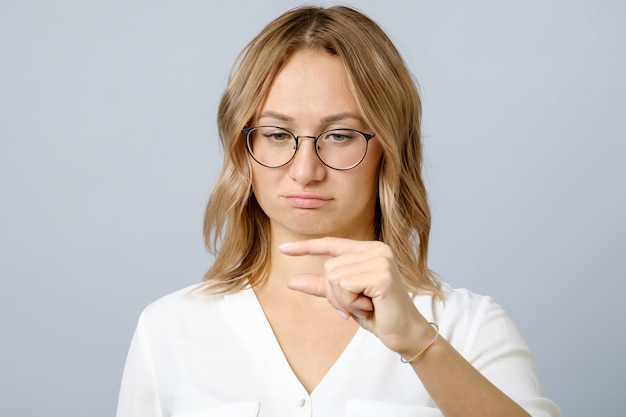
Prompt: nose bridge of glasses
<box><xmin>292</xmin><ymin>135</ymin><xmax>319</xmax><ymax>163</ymax></box>
<box><xmin>293</xmin><ymin>134</ymin><xmax>320</xmax><ymax>153</ymax></box>
<box><xmin>294</xmin><ymin>134</ymin><xmax>318</xmax><ymax>143</ymax></box>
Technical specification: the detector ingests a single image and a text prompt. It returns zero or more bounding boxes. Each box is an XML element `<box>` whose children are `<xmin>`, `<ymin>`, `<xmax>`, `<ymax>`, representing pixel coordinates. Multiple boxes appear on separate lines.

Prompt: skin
<box><xmin>250</xmin><ymin>50</ymin><xmax>383</xmax><ymax>244</ymax></box>
<box><xmin>252</xmin><ymin>49</ymin><xmax>531</xmax><ymax>417</ymax></box>
<box><xmin>251</xmin><ymin>48</ymin><xmax>382</xmax><ymax>391</ymax></box>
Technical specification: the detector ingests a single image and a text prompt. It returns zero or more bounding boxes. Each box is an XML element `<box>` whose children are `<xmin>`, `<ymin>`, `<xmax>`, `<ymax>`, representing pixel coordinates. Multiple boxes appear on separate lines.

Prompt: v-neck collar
<box><xmin>224</xmin><ymin>286</ymin><xmax>368</xmax><ymax>396</ymax></box>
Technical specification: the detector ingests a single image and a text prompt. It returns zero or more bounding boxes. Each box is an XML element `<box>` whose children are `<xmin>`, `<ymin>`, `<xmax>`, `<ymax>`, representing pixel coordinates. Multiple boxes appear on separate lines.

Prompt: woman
<box><xmin>117</xmin><ymin>6</ymin><xmax>560</xmax><ymax>417</ymax></box>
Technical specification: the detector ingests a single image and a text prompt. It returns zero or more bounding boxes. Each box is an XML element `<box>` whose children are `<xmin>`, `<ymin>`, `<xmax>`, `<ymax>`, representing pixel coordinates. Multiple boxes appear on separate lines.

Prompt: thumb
<box><xmin>287</xmin><ymin>274</ymin><xmax>326</xmax><ymax>297</ymax></box>
<box><xmin>287</xmin><ymin>274</ymin><xmax>374</xmax><ymax>314</ymax></box>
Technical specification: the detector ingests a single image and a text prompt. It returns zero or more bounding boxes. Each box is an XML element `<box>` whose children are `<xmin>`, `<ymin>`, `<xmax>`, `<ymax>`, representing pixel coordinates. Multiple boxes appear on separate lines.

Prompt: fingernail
<box><xmin>336</xmin><ymin>309</ymin><xmax>350</xmax><ymax>320</ymax></box>
<box><xmin>278</xmin><ymin>242</ymin><xmax>293</xmax><ymax>250</ymax></box>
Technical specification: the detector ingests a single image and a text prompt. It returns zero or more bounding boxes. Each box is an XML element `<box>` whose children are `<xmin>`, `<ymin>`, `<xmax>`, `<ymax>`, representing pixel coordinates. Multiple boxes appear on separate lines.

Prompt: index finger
<box><xmin>278</xmin><ymin>237</ymin><xmax>366</xmax><ymax>257</ymax></box>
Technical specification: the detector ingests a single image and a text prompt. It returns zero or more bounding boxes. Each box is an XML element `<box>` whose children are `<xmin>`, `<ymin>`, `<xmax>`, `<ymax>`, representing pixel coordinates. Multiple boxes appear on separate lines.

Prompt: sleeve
<box><xmin>116</xmin><ymin>312</ymin><xmax>166</xmax><ymax>417</ymax></box>
<box><xmin>460</xmin><ymin>296</ymin><xmax>561</xmax><ymax>417</ymax></box>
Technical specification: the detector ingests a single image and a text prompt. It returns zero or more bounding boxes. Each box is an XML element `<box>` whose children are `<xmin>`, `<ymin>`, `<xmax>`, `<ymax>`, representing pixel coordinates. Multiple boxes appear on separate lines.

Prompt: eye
<box><xmin>322</xmin><ymin>129</ymin><xmax>358</xmax><ymax>145</ymax></box>
<box><xmin>257</xmin><ymin>128</ymin><xmax>293</xmax><ymax>144</ymax></box>
<box><xmin>266</xmin><ymin>132</ymin><xmax>290</xmax><ymax>142</ymax></box>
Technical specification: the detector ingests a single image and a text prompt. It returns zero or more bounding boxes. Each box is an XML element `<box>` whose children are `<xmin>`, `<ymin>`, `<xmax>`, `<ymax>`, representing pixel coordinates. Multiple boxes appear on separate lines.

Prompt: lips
<box><xmin>283</xmin><ymin>192</ymin><xmax>332</xmax><ymax>208</ymax></box>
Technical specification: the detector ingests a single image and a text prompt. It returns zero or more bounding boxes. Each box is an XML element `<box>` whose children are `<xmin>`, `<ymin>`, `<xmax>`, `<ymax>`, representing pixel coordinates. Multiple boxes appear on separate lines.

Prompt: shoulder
<box><xmin>135</xmin><ymin>283</ymin><xmax>233</xmax><ymax>334</ymax></box>
<box><xmin>141</xmin><ymin>282</ymin><xmax>217</xmax><ymax>312</ymax></box>
<box><xmin>414</xmin><ymin>283</ymin><xmax>528</xmax><ymax>357</ymax></box>
<box><xmin>439</xmin><ymin>283</ymin><xmax>503</xmax><ymax>317</ymax></box>
<box><xmin>415</xmin><ymin>283</ymin><xmax>501</xmax><ymax>320</ymax></box>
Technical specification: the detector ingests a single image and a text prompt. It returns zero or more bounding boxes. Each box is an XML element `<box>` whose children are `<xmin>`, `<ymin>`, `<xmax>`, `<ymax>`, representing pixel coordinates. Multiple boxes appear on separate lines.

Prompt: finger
<box><xmin>287</xmin><ymin>274</ymin><xmax>350</xmax><ymax>318</ymax></box>
<box><xmin>287</xmin><ymin>274</ymin><xmax>374</xmax><ymax>313</ymax></box>
<box><xmin>327</xmin><ymin>280</ymin><xmax>374</xmax><ymax>313</ymax></box>
<box><xmin>325</xmin><ymin>254</ymin><xmax>397</xmax><ymax>299</ymax></box>
<box><xmin>286</xmin><ymin>274</ymin><xmax>326</xmax><ymax>297</ymax></box>
<box><xmin>278</xmin><ymin>237</ymin><xmax>368</xmax><ymax>257</ymax></box>
<box><xmin>351</xmin><ymin>295</ymin><xmax>374</xmax><ymax>311</ymax></box>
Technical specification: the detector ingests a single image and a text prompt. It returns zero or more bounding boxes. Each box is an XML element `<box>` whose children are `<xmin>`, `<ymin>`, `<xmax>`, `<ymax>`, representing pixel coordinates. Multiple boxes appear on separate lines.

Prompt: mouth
<box><xmin>283</xmin><ymin>192</ymin><xmax>332</xmax><ymax>209</ymax></box>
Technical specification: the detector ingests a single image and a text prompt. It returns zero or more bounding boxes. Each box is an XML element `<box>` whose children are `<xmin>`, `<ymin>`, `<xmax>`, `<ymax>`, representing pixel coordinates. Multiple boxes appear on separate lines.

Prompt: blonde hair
<box><xmin>202</xmin><ymin>5</ymin><xmax>441</xmax><ymax>297</ymax></box>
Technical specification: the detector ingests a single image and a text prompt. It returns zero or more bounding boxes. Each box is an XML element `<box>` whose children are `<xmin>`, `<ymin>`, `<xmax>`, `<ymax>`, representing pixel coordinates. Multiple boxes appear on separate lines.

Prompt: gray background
<box><xmin>1</xmin><ymin>0</ymin><xmax>624</xmax><ymax>416</ymax></box>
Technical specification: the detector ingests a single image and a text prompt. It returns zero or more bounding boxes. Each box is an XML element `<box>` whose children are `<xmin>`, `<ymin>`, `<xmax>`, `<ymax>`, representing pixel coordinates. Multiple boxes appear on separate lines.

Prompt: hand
<box><xmin>279</xmin><ymin>237</ymin><xmax>429</xmax><ymax>355</ymax></box>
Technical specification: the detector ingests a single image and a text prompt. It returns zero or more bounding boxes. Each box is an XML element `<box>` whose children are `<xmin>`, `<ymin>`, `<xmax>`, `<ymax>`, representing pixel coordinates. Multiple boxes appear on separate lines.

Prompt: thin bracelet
<box><xmin>400</xmin><ymin>322</ymin><xmax>440</xmax><ymax>363</ymax></box>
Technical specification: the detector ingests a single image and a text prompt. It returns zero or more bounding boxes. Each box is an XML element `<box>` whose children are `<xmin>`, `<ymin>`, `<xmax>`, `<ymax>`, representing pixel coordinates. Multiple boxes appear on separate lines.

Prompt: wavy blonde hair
<box><xmin>202</xmin><ymin>5</ymin><xmax>441</xmax><ymax>297</ymax></box>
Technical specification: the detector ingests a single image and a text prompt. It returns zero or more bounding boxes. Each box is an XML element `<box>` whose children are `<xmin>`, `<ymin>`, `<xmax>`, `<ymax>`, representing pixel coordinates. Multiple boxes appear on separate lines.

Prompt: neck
<box><xmin>255</xmin><ymin>223</ymin><xmax>376</xmax><ymax>301</ymax></box>
<box><xmin>256</xmin><ymin>237</ymin><xmax>324</xmax><ymax>293</ymax></box>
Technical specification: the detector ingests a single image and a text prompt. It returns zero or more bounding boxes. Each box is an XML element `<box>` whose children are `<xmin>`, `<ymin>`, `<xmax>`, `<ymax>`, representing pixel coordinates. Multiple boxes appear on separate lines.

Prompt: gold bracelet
<box><xmin>400</xmin><ymin>322</ymin><xmax>440</xmax><ymax>363</ymax></box>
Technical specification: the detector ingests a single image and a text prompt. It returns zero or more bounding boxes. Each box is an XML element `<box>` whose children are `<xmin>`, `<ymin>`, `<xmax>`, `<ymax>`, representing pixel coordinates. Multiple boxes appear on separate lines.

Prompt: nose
<box><xmin>288</xmin><ymin>136</ymin><xmax>326</xmax><ymax>184</ymax></box>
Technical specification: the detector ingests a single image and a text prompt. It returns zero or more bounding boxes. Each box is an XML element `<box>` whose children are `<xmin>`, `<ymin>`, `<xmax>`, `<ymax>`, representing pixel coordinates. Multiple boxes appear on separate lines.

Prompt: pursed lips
<box><xmin>283</xmin><ymin>192</ymin><xmax>332</xmax><ymax>208</ymax></box>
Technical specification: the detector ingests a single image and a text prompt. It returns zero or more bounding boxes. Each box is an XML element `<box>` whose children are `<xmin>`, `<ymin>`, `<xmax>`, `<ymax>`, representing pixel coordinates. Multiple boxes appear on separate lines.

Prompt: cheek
<box><xmin>343</xmin><ymin>166</ymin><xmax>381</xmax><ymax>206</ymax></box>
<box><xmin>249</xmin><ymin>164</ymin><xmax>281</xmax><ymax>198</ymax></box>
<box><xmin>361</xmin><ymin>150</ymin><xmax>383</xmax><ymax>190</ymax></box>
<box><xmin>249</xmin><ymin>157</ymin><xmax>264</xmax><ymax>187</ymax></box>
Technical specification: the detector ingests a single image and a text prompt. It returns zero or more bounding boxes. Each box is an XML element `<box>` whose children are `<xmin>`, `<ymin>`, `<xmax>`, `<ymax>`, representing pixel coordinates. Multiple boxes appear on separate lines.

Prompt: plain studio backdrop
<box><xmin>0</xmin><ymin>0</ymin><xmax>623</xmax><ymax>416</ymax></box>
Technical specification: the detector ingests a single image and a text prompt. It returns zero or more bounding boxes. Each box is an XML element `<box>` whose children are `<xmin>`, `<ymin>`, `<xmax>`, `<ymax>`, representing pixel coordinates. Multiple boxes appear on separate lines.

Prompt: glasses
<box><xmin>242</xmin><ymin>126</ymin><xmax>376</xmax><ymax>170</ymax></box>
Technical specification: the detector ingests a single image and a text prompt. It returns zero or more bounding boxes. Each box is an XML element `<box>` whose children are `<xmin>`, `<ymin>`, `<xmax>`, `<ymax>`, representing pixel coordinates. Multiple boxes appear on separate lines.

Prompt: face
<box><xmin>249</xmin><ymin>49</ymin><xmax>383</xmax><ymax>242</ymax></box>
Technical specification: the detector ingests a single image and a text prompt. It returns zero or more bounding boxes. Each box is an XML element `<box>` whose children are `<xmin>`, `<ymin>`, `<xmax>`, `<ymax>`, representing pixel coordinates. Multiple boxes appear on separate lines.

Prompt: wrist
<box><xmin>398</xmin><ymin>322</ymin><xmax>440</xmax><ymax>363</ymax></box>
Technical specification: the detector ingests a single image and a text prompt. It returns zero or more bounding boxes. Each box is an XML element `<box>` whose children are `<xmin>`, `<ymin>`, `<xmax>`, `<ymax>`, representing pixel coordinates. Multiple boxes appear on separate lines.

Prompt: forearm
<box><xmin>404</xmin><ymin>333</ymin><xmax>531</xmax><ymax>417</ymax></box>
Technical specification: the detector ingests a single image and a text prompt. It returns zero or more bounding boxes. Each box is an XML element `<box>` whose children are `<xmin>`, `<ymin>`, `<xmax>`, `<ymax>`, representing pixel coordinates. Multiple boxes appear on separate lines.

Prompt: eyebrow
<box><xmin>257</xmin><ymin>111</ymin><xmax>363</xmax><ymax>124</ymax></box>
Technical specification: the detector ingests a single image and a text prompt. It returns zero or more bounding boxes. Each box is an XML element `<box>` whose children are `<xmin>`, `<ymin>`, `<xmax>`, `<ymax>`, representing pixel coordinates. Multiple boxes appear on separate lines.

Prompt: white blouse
<box><xmin>116</xmin><ymin>283</ymin><xmax>560</xmax><ymax>417</ymax></box>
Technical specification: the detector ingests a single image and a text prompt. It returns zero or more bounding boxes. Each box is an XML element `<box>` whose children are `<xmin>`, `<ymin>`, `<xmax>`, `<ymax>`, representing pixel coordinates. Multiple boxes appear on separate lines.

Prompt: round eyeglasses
<box><xmin>243</xmin><ymin>126</ymin><xmax>376</xmax><ymax>171</ymax></box>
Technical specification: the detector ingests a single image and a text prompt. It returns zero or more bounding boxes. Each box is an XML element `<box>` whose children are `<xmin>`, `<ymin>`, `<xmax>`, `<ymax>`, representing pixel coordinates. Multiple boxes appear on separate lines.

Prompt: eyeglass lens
<box><xmin>246</xmin><ymin>126</ymin><xmax>369</xmax><ymax>170</ymax></box>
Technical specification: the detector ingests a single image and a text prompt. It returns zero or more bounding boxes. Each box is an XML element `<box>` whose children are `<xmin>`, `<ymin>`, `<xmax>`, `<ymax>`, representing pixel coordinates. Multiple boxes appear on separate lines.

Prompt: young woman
<box><xmin>117</xmin><ymin>6</ymin><xmax>560</xmax><ymax>417</ymax></box>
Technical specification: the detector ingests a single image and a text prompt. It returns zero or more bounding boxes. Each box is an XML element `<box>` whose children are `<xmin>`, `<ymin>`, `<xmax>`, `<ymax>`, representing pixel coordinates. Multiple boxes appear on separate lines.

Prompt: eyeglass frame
<box><xmin>242</xmin><ymin>126</ymin><xmax>376</xmax><ymax>171</ymax></box>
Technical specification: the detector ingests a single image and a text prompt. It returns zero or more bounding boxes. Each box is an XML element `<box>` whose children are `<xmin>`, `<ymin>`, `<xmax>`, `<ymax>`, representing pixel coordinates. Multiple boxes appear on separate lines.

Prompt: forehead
<box><xmin>257</xmin><ymin>49</ymin><xmax>361</xmax><ymax>126</ymax></box>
